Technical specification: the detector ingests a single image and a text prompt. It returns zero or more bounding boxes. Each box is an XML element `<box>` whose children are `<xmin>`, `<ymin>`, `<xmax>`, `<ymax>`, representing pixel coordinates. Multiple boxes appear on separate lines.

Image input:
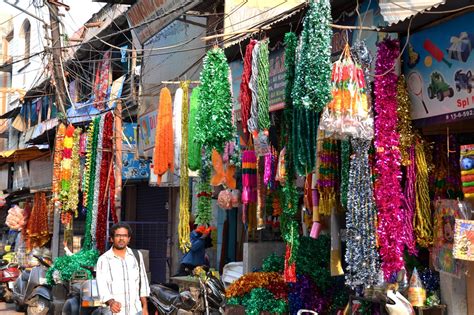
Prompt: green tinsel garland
<box><xmin>83</xmin><ymin>117</ymin><xmax>100</xmax><ymax>250</ymax></box>
<box><xmin>262</xmin><ymin>253</ymin><xmax>284</xmax><ymax>273</ymax></box>
<box><xmin>340</xmin><ymin>140</ymin><xmax>350</xmax><ymax>209</ymax></box>
<box><xmin>280</xmin><ymin>180</ymin><xmax>300</xmax><ymax>263</ymax></box>
<box><xmin>228</xmin><ymin>288</ymin><xmax>288</xmax><ymax>315</ymax></box>
<box><xmin>195</xmin><ymin>48</ymin><xmax>234</xmax><ymax>153</ymax></box>
<box><xmin>195</xmin><ymin>153</ymin><xmax>213</xmax><ymax>225</ymax></box>
<box><xmin>257</xmin><ymin>39</ymin><xmax>270</xmax><ymax>132</ymax></box>
<box><xmin>188</xmin><ymin>87</ymin><xmax>202</xmax><ymax>171</ymax></box>
<box><xmin>292</xmin><ymin>0</ymin><xmax>332</xmax><ymax>112</ymax></box>
<box><xmin>283</xmin><ymin>32</ymin><xmax>297</xmax><ymax>178</ymax></box>
<box><xmin>46</xmin><ymin>249</ymin><xmax>99</xmax><ymax>285</ymax></box>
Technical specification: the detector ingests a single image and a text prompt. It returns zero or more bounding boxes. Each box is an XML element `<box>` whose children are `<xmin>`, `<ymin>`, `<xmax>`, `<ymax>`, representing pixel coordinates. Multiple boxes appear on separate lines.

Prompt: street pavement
<box><xmin>0</xmin><ymin>302</ymin><xmax>22</xmax><ymax>314</ymax></box>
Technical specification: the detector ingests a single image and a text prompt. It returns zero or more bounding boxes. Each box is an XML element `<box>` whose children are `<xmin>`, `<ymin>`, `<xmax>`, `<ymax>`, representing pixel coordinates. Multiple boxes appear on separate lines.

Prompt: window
<box><xmin>19</xmin><ymin>19</ymin><xmax>31</xmax><ymax>62</ymax></box>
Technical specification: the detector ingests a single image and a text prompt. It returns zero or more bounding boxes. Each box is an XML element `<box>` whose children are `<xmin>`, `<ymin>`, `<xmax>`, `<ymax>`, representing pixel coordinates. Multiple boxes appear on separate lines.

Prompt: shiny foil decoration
<box><xmin>397</xmin><ymin>75</ymin><xmax>415</xmax><ymax>166</ymax></box>
<box><xmin>374</xmin><ymin>38</ymin><xmax>406</xmax><ymax>280</ymax></box>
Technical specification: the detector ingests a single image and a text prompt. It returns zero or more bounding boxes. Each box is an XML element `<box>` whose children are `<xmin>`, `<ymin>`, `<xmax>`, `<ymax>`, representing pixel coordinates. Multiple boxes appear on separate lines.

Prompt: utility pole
<box><xmin>47</xmin><ymin>0</ymin><xmax>67</xmax><ymax>259</ymax></box>
<box><xmin>47</xmin><ymin>1</ymin><xmax>67</xmax><ymax>116</ymax></box>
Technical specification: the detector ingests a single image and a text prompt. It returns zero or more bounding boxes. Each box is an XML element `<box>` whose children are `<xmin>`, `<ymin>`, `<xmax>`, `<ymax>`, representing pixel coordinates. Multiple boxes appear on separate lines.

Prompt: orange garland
<box><xmin>52</xmin><ymin>123</ymin><xmax>66</xmax><ymax>207</ymax></box>
<box><xmin>153</xmin><ymin>87</ymin><xmax>174</xmax><ymax>184</ymax></box>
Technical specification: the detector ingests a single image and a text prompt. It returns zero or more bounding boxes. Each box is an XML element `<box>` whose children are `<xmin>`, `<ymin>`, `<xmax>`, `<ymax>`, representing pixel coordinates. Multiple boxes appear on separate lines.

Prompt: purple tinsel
<box><xmin>374</xmin><ymin>37</ymin><xmax>406</xmax><ymax>280</ymax></box>
<box><xmin>288</xmin><ymin>275</ymin><xmax>328</xmax><ymax>315</ymax></box>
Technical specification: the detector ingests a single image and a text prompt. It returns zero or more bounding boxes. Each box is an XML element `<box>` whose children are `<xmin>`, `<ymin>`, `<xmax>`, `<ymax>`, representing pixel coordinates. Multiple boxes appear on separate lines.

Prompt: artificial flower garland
<box><xmin>153</xmin><ymin>87</ymin><xmax>174</xmax><ymax>184</ymax></box>
<box><xmin>179</xmin><ymin>81</ymin><xmax>191</xmax><ymax>252</ymax></box>
<box><xmin>53</xmin><ymin>123</ymin><xmax>66</xmax><ymax>209</ymax></box>
<box><xmin>195</xmin><ymin>48</ymin><xmax>234</xmax><ymax>152</ymax></box>
<box><xmin>83</xmin><ymin>117</ymin><xmax>100</xmax><ymax>250</ymax></box>
<box><xmin>374</xmin><ymin>37</ymin><xmax>405</xmax><ymax>280</ymax></box>
<box><xmin>64</xmin><ymin>127</ymin><xmax>81</xmax><ymax>217</ymax></box>
<box><xmin>96</xmin><ymin>112</ymin><xmax>114</xmax><ymax>252</ymax></box>
<box><xmin>195</xmin><ymin>154</ymin><xmax>213</xmax><ymax>226</ymax></box>
<box><xmin>60</xmin><ymin>125</ymin><xmax>75</xmax><ymax>211</ymax></box>
<box><xmin>188</xmin><ymin>87</ymin><xmax>201</xmax><ymax>171</ymax></box>
<box><xmin>257</xmin><ymin>39</ymin><xmax>270</xmax><ymax>134</ymax></box>
<box><xmin>248</xmin><ymin>42</ymin><xmax>260</xmax><ymax>137</ymax></box>
<box><xmin>173</xmin><ymin>88</ymin><xmax>184</xmax><ymax>173</ymax></box>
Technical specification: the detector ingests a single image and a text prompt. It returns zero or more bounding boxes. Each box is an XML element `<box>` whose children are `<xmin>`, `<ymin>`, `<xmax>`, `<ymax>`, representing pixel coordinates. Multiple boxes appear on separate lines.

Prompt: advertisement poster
<box><xmin>122</xmin><ymin>123</ymin><xmax>150</xmax><ymax>180</ymax></box>
<box><xmin>403</xmin><ymin>12</ymin><xmax>474</xmax><ymax>126</ymax></box>
<box><xmin>453</xmin><ymin>219</ymin><xmax>474</xmax><ymax>261</ymax></box>
<box><xmin>138</xmin><ymin>110</ymin><xmax>157</xmax><ymax>157</ymax></box>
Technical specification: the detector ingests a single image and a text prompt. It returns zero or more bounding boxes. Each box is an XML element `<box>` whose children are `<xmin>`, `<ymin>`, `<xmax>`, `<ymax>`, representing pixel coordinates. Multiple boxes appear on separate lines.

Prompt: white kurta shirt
<box><xmin>96</xmin><ymin>247</ymin><xmax>150</xmax><ymax>315</ymax></box>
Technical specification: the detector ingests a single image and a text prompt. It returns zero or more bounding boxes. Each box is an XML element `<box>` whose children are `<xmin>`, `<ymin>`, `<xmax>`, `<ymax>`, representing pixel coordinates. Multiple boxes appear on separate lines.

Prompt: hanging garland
<box><xmin>173</xmin><ymin>88</ymin><xmax>184</xmax><ymax>173</ymax></box>
<box><xmin>153</xmin><ymin>87</ymin><xmax>174</xmax><ymax>184</ymax></box>
<box><xmin>415</xmin><ymin>139</ymin><xmax>433</xmax><ymax>247</ymax></box>
<box><xmin>91</xmin><ymin>116</ymin><xmax>105</xmax><ymax>244</ymax></box>
<box><xmin>179</xmin><ymin>81</ymin><xmax>191</xmax><ymax>252</ymax></box>
<box><xmin>374</xmin><ymin>37</ymin><xmax>405</xmax><ymax>280</ymax></box>
<box><xmin>292</xmin><ymin>0</ymin><xmax>332</xmax><ymax>112</ymax></box>
<box><xmin>46</xmin><ymin>249</ymin><xmax>99</xmax><ymax>285</ymax></box>
<box><xmin>345</xmin><ymin>138</ymin><xmax>379</xmax><ymax>288</ymax></box>
<box><xmin>403</xmin><ymin>145</ymin><xmax>417</xmax><ymax>254</ymax></box>
<box><xmin>195</xmin><ymin>48</ymin><xmax>234</xmax><ymax>153</ymax></box>
<box><xmin>195</xmin><ymin>153</ymin><xmax>213</xmax><ymax>226</ymax></box>
<box><xmin>96</xmin><ymin>113</ymin><xmax>114</xmax><ymax>253</ymax></box>
<box><xmin>83</xmin><ymin>117</ymin><xmax>100</xmax><ymax>250</ymax></box>
<box><xmin>248</xmin><ymin>42</ymin><xmax>260</xmax><ymax>137</ymax></box>
<box><xmin>283</xmin><ymin>32</ymin><xmax>297</xmax><ymax>178</ymax></box>
<box><xmin>53</xmin><ymin>123</ymin><xmax>66</xmax><ymax>210</ymax></box>
<box><xmin>397</xmin><ymin>75</ymin><xmax>415</xmax><ymax>166</ymax></box>
<box><xmin>316</xmin><ymin>138</ymin><xmax>339</xmax><ymax>216</ymax></box>
<box><xmin>257</xmin><ymin>39</ymin><xmax>270</xmax><ymax>134</ymax></box>
<box><xmin>240</xmin><ymin>40</ymin><xmax>257</xmax><ymax>137</ymax></box>
<box><xmin>64</xmin><ymin>128</ymin><xmax>82</xmax><ymax>217</ymax></box>
<box><xmin>188</xmin><ymin>87</ymin><xmax>202</xmax><ymax>171</ymax></box>
<box><xmin>25</xmin><ymin>192</ymin><xmax>50</xmax><ymax>250</ymax></box>
<box><xmin>340</xmin><ymin>140</ymin><xmax>350</xmax><ymax>209</ymax></box>
<box><xmin>60</xmin><ymin>125</ymin><xmax>75</xmax><ymax>212</ymax></box>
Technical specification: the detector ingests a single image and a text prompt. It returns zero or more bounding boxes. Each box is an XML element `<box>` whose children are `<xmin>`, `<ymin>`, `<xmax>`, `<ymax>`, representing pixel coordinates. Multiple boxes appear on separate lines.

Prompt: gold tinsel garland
<box><xmin>65</xmin><ymin>128</ymin><xmax>82</xmax><ymax>217</ymax></box>
<box><xmin>414</xmin><ymin>139</ymin><xmax>433</xmax><ymax>247</ymax></box>
<box><xmin>397</xmin><ymin>75</ymin><xmax>414</xmax><ymax>166</ymax></box>
<box><xmin>225</xmin><ymin>272</ymin><xmax>285</xmax><ymax>298</ymax></box>
<box><xmin>179</xmin><ymin>81</ymin><xmax>191</xmax><ymax>252</ymax></box>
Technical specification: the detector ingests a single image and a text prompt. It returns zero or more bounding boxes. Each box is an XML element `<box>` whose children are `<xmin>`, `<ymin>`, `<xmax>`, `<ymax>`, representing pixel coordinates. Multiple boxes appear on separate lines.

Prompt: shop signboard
<box><xmin>122</xmin><ymin>122</ymin><xmax>150</xmax><ymax>180</ymax></box>
<box><xmin>126</xmin><ymin>0</ymin><xmax>202</xmax><ymax>44</ymax></box>
<box><xmin>403</xmin><ymin>12</ymin><xmax>474</xmax><ymax>126</ymax></box>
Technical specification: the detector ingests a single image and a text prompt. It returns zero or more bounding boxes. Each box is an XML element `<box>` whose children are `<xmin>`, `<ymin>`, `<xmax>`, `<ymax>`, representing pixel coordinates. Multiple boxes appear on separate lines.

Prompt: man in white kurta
<box><xmin>96</xmin><ymin>223</ymin><xmax>150</xmax><ymax>315</ymax></box>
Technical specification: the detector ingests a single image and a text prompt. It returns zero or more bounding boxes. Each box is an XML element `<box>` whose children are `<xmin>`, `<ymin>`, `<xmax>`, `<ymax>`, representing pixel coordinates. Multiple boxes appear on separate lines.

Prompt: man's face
<box><xmin>111</xmin><ymin>227</ymin><xmax>131</xmax><ymax>250</ymax></box>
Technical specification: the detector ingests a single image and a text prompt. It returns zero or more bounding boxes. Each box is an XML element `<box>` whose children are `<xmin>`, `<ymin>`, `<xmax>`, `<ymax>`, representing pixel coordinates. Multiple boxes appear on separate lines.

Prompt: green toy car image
<box><xmin>427</xmin><ymin>72</ymin><xmax>454</xmax><ymax>101</ymax></box>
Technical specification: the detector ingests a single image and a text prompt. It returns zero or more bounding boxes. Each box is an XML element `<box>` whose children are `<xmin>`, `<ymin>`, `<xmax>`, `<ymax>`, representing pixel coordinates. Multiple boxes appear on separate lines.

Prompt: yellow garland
<box><xmin>179</xmin><ymin>81</ymin><xmax>191</xmax><ymax>252</ymax></box>
<box><xmin>397</xmin><ymin>75</ymin><xmax>414</xmax><ymax>166</ymax></box>
<box><xmin>65</xmin><ymin>128</ymin><xmax>82</xmax><ymax>217</ymax></box>
<box><xmin>414</xmin><ymin>139</ymin><xmax>433</xmax><ymax>247</ymax></box>
<box><xmin>82</xmin><ymin>123</ymin><xmax>95</xmax><ymax>206</ymax></box>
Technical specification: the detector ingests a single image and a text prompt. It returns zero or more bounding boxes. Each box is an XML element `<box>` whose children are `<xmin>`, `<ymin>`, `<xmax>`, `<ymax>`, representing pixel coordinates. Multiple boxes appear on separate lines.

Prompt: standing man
<box><xmin>96</xmin><ymin>223</ymin><xmax>149</xmax><ymax>314</ymax></box>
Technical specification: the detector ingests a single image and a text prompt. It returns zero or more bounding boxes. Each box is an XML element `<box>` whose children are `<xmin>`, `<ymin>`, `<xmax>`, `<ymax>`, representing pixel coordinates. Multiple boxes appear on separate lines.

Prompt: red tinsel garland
<box><xmin>240</xmin><ymin>40</ymin><xmax>257</xmax><ymax>138</ymax></box>
<box><xmin>109</xmin><ymin>164</ymin><xmax>118</xmax><ymax>223</ymax></box>
<box><xmin>96</xmin><ymin>112</ymin><xmax>114</xmax><ymax>252</ymax></box>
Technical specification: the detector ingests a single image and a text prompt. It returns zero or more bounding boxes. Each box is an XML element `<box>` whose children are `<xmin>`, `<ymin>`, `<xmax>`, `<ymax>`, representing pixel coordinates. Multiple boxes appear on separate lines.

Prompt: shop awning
<box><xmin>0</xmin><ymin>147</ymin><xmax>50</xmax><ymax>163</ymax></box>
<box><xmin>0</xmin><ymin>107</ymin><xmax>21</xmax><ymax>119</ymax></box>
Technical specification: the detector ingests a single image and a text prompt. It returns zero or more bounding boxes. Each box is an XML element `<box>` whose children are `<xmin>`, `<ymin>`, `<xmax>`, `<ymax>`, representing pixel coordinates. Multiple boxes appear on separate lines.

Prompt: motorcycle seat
<box><xmin>21</xmin><ymin>270</ymin><xmax>31</xmax><ymax>281</ymax></box>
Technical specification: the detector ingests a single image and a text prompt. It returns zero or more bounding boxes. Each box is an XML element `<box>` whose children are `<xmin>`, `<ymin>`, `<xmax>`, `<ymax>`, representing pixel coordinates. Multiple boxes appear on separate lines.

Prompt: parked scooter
<box><xmin>13</xmin><ymin>254</ymin><xmax>68</xmax><ymax>314</ymax></box>
<box><xmin>62</xmin><ymin>267</ymin><xmax>103</xmax><ymax>315</ymax></box>
<box><xmin>0</xmin><ymin>259</ymin><xmax>20</xmax><ymax>303</ymax></box>
<box><xmin>149</xmin><ymin>269</ymin><xmax>226</xmax><ymax>315</ymax></box>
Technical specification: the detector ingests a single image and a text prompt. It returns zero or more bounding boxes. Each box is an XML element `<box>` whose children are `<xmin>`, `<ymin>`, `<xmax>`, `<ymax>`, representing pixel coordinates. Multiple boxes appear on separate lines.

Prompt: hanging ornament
<box><xmin>257</xmin><ymin>39</ymin><xmax>270</xmax><ymax>135</ymax></box>
<box><xmin>240</xmin><ymin>40</ymin><xmax>257</xmax><ymax>138</ymax></box>
<box><xmin>415</xmin><ymin>139</ymin><xmax>433</xmax><ymax>247</ymax></box>
<box><xmin>173</xmin><ymin>88</ymin><xmax>184</xmax><ymax>173</ymax></box>
<box><xmin>196</xmin><ymin>152</ymin><xmax>213</xmax><ymax>226</ymax></box>
<box><xmin>53</xmin><ymin>124</ymin><xmax>66</xmax><ymax>209</ymax></box>
<box><xmin>374</xmin><ymin>37</ymin><xmax>405</xmax><ymax>280</ymax></box>
<box><xmin>316</xmin><ymin>137</ymin><xmax>339</xmax><ymax>216</ymax></box>
<box><xmin>248</xmin><ymin>42</ymin><xmax>260</xmax><ymax>138</ymax></box>
<box><xmin>64</xmin><ymin>128</ymin><xmax>82</xmax><ymax>217</ymax></box>
<box><xmin>60</xmin><ymin>125</ymin><xmax>75</xmax><ymax>210</ymax></box>
<box><xmin>188</xmin><ymin>87</ymin><xmax>202</xmax><ymax>171</ymax></box>
<box><xmin>153</xmin><ymin>87</ymin><xmax>174</xmax><ymax>184</ymax></box>
<box><xmin>345</xmin><ymin>138</ymin><xmax>379</xmax><ymax>288</ymax></box>
<box><xmin>196</xmin><ymin>48</ymin><xmax>234</xmax><ymax>152</ymax></box>
<box><xmin>292</xmin><ymin>0</ymin><xmax>332</xmax><ymax>112</ymax></box>
<box><xmin>397</xmin><ymin>75</ymin><xmax>415</xmax><ymax>166</ymax></box>
<box><xmin>179</xmin><ymin>81</ymin><xmax>191</xmax><ymax>253</ymax></box>
<box><xmin>402</xmin><ymin>145</ymin><xmax>418</xmax><ymax>255</ymax></box>
<box><xmin>91</xmin><ymin>116</ymin><xmax>105</xmax><ymax>244</ymax></box>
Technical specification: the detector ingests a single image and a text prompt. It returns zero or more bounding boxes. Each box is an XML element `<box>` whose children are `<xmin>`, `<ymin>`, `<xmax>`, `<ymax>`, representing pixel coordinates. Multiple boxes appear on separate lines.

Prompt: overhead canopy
<box><xmin>379</xmin><ymin>0</ymin><xmax>445</xmax><ymax>25</ymax></box>
<box><xmin>0</xmin><ymin>147</ymin><xmax>50</xmax><ymax>163</ymax></box>
<box><xmin>0</xmin><ymin>107</ymin><xmax>20</xmax><ymax>119</ymax></box>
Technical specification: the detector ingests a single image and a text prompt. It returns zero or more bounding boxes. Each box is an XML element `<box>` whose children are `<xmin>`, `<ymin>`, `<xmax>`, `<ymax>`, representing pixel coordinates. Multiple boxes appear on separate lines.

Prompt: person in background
<box><xmin>96</xmin><ymin>223</ymin><xmax>149</xmax><ymax>315</ymax></box>
<box><xmin>176</xmin><ymin>226</ymin><xmax>213</xmax><ymax>276</ymax></box>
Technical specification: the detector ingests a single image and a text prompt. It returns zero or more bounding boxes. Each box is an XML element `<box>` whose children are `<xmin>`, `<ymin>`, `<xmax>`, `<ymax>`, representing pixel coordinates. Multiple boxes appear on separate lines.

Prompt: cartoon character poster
<box><xmin>403</xmin><ymin>12</ymin><xmax>474</xmax><ymax>126</ymax></box>
<box><xmin>432</xmin><ymin>199</ymin><xmax>465</xmax><ymax>277</ymax></box>
<box><xmin>453</xmin><ymin>219</ymin><xmax>474</xmax><ymax>261</ymax></box>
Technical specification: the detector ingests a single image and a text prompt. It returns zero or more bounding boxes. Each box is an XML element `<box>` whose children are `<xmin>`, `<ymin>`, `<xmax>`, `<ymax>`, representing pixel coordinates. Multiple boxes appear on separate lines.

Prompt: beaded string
<box><xmin>179</xmin><ymin>81</ymin><xmax>191</xmax><ymax>252</ymax></box>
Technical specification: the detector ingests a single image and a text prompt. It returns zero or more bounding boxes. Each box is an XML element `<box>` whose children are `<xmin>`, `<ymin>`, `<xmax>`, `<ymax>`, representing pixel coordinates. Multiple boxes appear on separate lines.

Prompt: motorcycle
<box><xmin>0</xmin><ymin>259</ymin><xmax>20</xmax><ymax>303</ymax></box>
<box><xmin>13</xmin><ymin>254</ymin><xmax>68</xmax><ymax>314</ymax></box>
<box><xmin>62</xmin><ymin>267</ymin><xmax>103</xmax><ymax>315</ymax></box>
<box><xmin>149</xmin><ymin>269</ymin><xmax>226</xmax><ymax>315</ymax></box>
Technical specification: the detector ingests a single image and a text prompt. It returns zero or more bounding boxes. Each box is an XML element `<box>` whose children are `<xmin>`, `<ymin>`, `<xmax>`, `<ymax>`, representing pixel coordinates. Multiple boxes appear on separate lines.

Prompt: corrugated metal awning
<box><xmin>379</xmin><ymin>0</ymin><xmax>446</xmax><ymax>25</ymax></box>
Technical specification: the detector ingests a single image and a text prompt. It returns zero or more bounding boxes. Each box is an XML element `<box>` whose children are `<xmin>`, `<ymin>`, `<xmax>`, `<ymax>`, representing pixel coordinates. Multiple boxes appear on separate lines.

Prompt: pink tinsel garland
<box><xmin>374</xmin><ymin>38</ymin><xmax>406</xmax><ymax>280</ymax></box>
